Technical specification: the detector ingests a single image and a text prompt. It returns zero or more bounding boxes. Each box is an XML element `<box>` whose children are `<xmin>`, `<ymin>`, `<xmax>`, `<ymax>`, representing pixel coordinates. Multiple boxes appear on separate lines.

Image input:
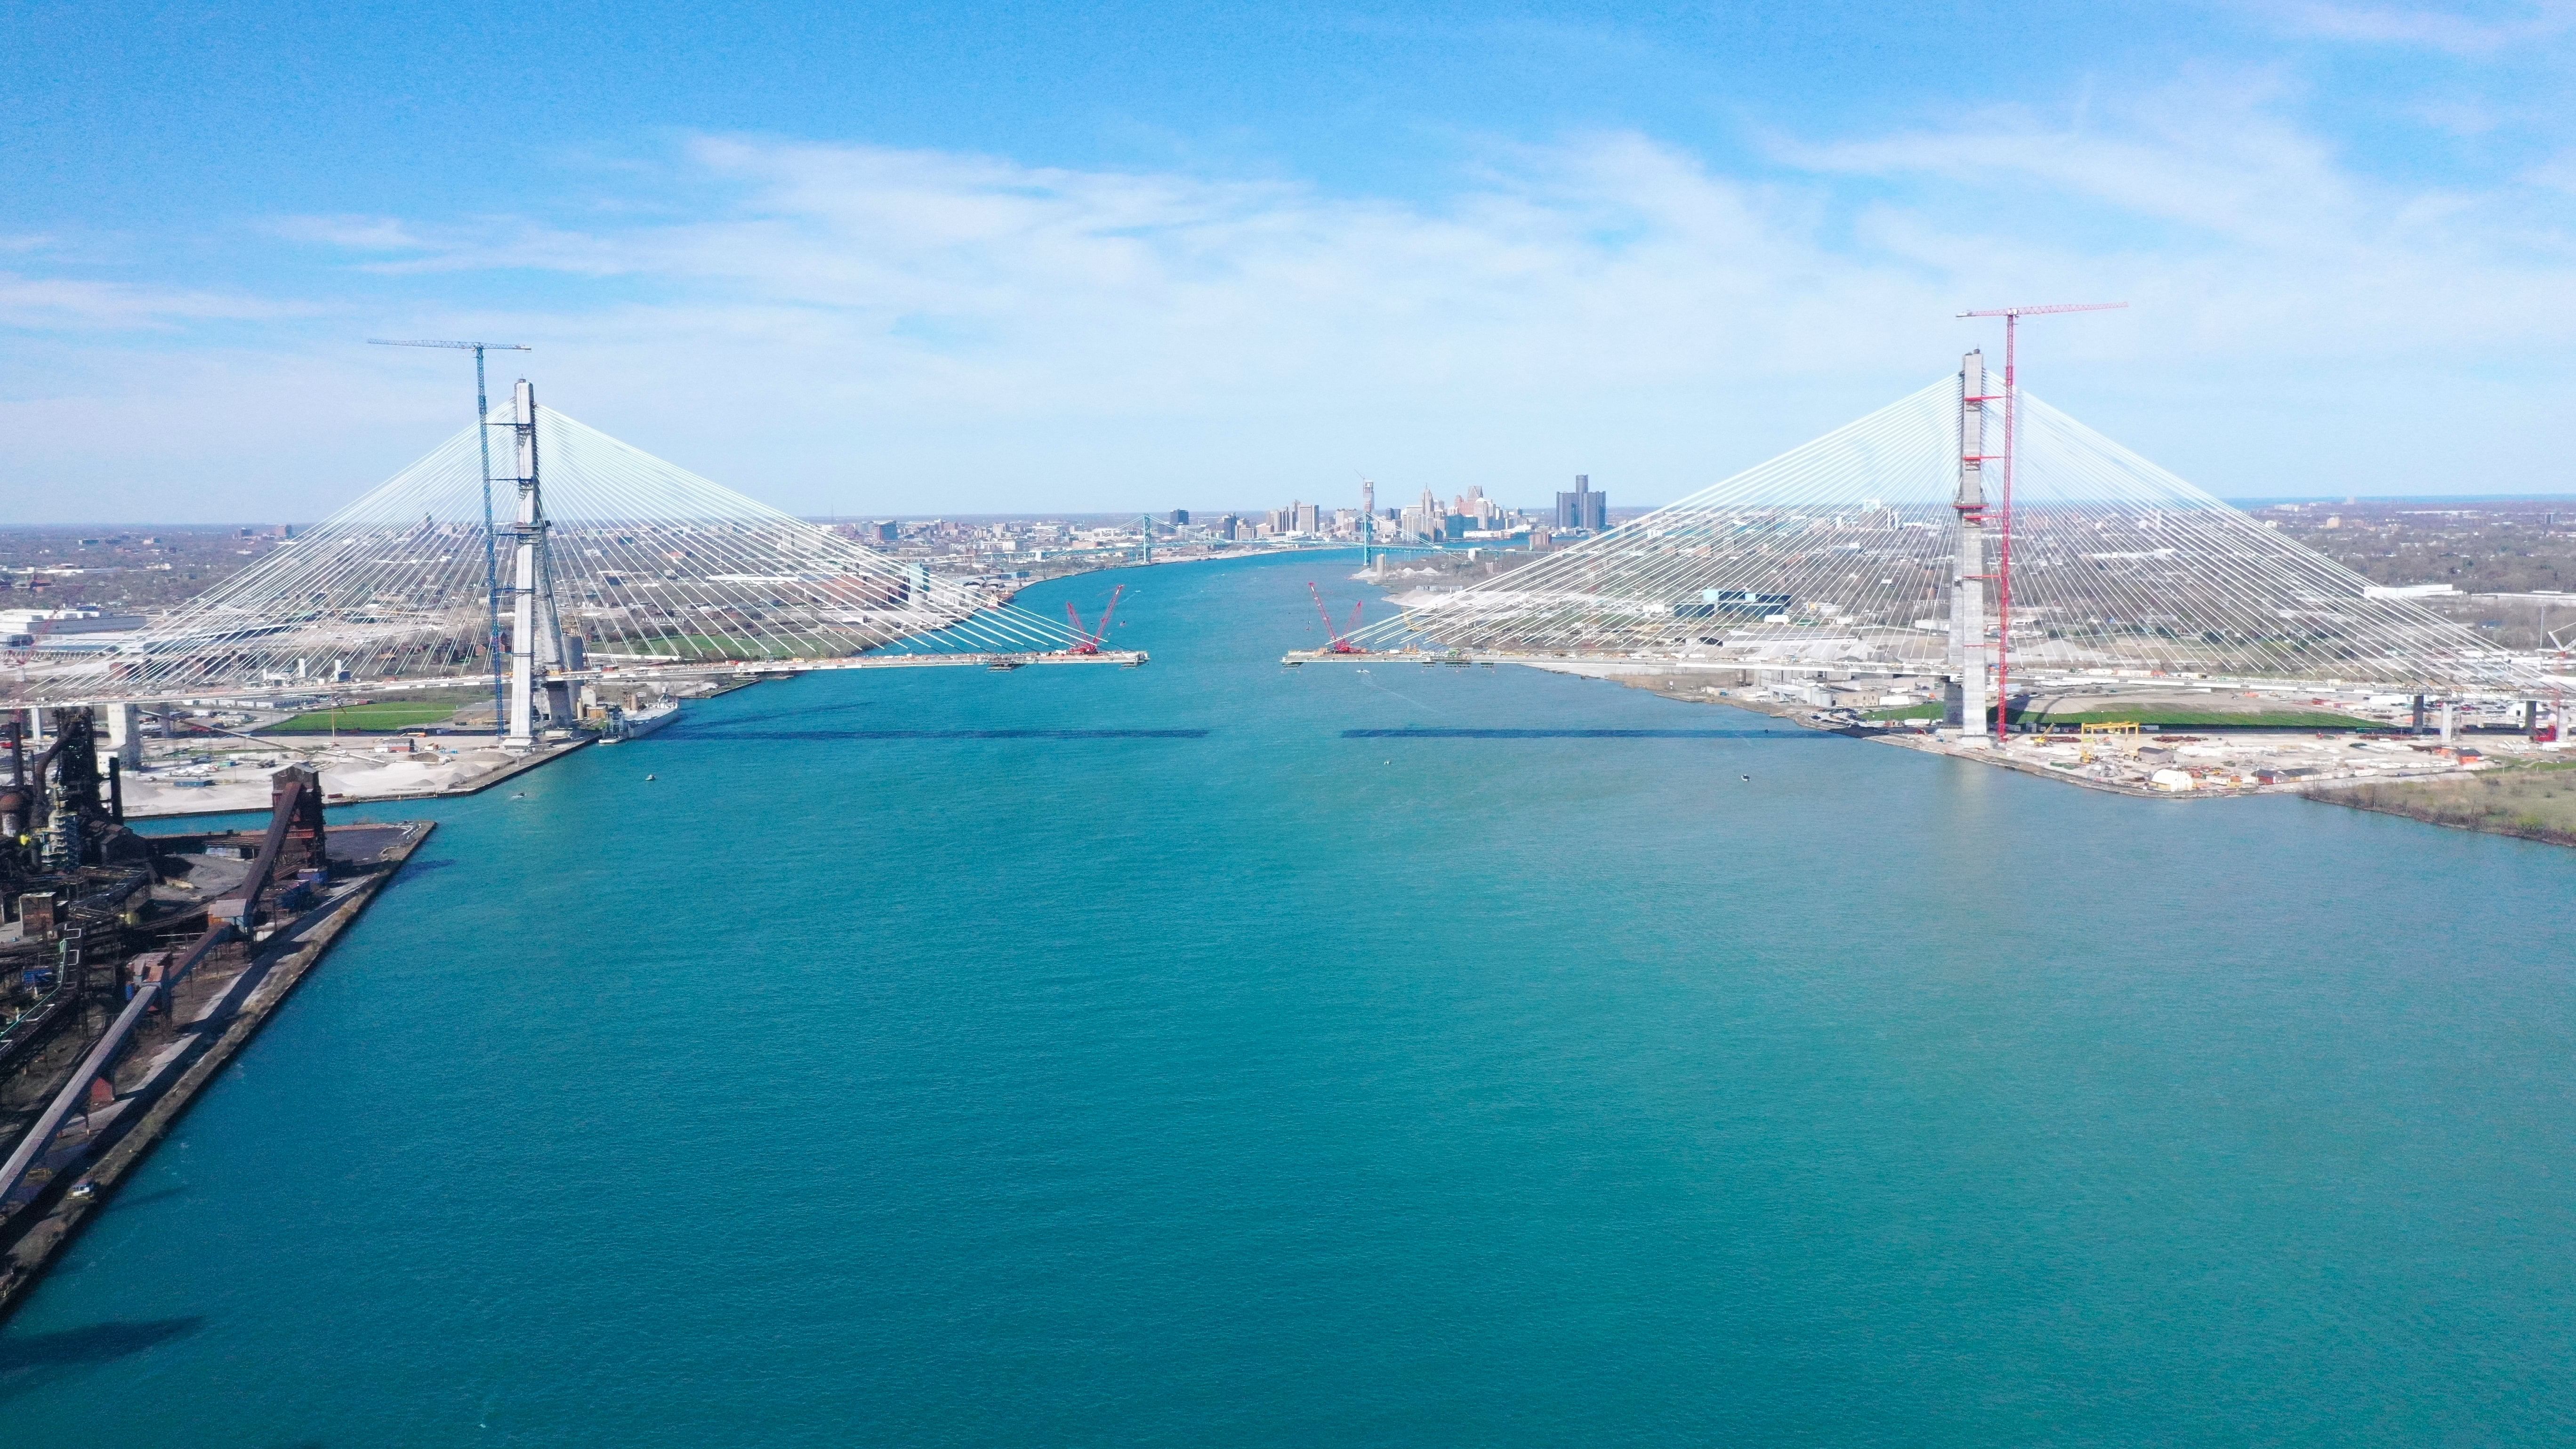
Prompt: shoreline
<box><xmin>1523</xmin><ymin>658</ymin><xmax>2556</xmax><ymax>827</ymax></box>
<box><xmin>0</xmin><ymin>820</ymin><xmax>434</xmax><ymax>1319</ymax></box>
<box><xmin>2301</xmin><ymin>790</ymin><xmax>2576</xmax><ymax>846</ymax></box>
<box><xmin>123</xmin><ymin>736</ymin><xmax>587</xmax><ymax>821</ymax></box>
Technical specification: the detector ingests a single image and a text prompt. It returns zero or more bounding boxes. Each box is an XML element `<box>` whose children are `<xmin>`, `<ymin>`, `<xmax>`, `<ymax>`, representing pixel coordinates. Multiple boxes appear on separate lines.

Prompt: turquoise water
<box><xmin>7</xmin><ymin>551</ymin><xmax>2576</xmax><ymax>1444</ymax></box>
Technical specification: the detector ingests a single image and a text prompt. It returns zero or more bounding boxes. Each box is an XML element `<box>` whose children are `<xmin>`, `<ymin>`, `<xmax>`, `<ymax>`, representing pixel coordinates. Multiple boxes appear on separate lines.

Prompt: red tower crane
<box><xmin>1955</xmin><ymin>301</ymin><xmax>2127</xmax><ymax>742</ymax></box>
<box><xmin>1064</xmin><ymin>585</ymin><xmax>1124</xmax><ymax>654</ymax></box>
<box><xmin>1308</xmin><ymin>583</ymin><xmax>1365</xmax><ymax>653</ymax></box>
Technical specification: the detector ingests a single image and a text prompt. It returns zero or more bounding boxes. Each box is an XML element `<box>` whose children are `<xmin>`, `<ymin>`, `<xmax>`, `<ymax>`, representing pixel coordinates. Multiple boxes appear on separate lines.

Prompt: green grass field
<box><xmin>2013</xmin><ymin>707</ymin><xmax>2380</xmax><ymax>730</ymax></box>
<box><xmin>1862</xmin><ymin>702</ymin><xmax>2378</xmax><ymax>729</ymax></box>
<box><xmin>266</xmin><ymin>701</ymin><xmax>461</xmax><ymax>734</ymax></box>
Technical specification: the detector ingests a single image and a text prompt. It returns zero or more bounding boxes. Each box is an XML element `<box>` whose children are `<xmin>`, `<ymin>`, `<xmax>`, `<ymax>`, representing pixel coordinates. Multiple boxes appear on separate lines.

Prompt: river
<box><xmin>5</xmin><ymin>550</ymin><xmax>2573</xmax><ymax>1444</ymax></box>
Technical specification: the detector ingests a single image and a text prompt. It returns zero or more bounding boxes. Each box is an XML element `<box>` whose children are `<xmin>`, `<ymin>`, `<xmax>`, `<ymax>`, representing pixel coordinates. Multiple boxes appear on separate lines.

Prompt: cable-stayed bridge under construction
<box><xmin>4</xmin><ymin>380</ymin><xmax>1141</xmax><ymax>747</ymax></box>
<box><xmin>9</xmin><ymin>354</ymin><xmax>2566</xmax><ymax>749</ymax></box>
<box><xmin>1289</xmin><ymin>353</ymin><xmax>2564</xmax><ymax>728</ymax></box>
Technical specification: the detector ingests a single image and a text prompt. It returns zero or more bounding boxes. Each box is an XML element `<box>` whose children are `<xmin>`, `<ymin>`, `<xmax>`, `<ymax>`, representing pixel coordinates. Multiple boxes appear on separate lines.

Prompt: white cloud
<box><xmin>0</xmin><ymin>272</ymin><xmax>301</xmax><ymax>330</ymax></box>
<box><xmin>2262</xmin><ymin>0</ymin><xmax>2576</xmax><ymax>55</ymax></box>
<box><xmin>1777</xmin><ymin>74</ymin><xmax>2576</xmax><ymax>349</ymax></box>
<box><xmin>265</xmin><ymin>215</ymin><xmax>433</xmax><ymax>250</ymax></box>
<box><xmin>8</xmin><ymin>85</ymin><xmax>2576</xmax><ymax>522</ymax></box>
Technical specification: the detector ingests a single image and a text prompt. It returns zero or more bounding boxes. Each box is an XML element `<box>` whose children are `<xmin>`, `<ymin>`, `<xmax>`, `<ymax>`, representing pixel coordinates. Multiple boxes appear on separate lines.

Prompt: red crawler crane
<box><xmin>1309</xmin><ymin>583</ymin><xmax>1365</xmax><ymax>653</ymax></box>
<box><xmin>1065</xmin><ymin>585</ymin><xmax>1124</xmax><ymax>654</ymax></box>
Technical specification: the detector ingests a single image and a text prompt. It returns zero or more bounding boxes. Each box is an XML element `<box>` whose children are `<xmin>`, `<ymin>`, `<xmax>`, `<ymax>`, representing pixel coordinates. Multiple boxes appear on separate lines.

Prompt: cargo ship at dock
<box><xmin>594</xmin><ymin>698</ymin><xmax>678</xmax><ymax>743</ymax></box>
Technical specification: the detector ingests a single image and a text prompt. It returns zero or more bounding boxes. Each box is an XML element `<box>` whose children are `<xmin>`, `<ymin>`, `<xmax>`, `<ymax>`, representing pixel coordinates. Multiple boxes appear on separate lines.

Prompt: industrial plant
<box><xmin>0</xmin><ymin>706</ymin><xmax>434</xmax><ymax>1311</ymax></box>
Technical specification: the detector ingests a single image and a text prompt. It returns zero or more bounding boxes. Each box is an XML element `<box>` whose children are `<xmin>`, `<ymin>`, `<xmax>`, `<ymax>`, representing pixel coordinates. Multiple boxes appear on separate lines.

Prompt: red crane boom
<box><xmin>1308</xmin><ymin>583</ymin><xmax>1364</xmax><ymax>653</ymax></box>
<box><xmin>1954</xmin><ymin>300</ymin><xmax>2127</xmax><ymax>742</ymax></box>
<box><xmin>1065</xmin><ymin>585</ymin><xmax>1124</xmax><ymax>654</ymax></box>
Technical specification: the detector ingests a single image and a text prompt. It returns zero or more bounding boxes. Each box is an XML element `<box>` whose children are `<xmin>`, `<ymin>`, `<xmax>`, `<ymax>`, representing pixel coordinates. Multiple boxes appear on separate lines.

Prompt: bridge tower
<box><xmin>1947</xmin><ymin>350</ymin><xmax>1991</xmax><ymax>741</ymax></box>
<box><xmin>504</xmin><ymin>379</ymin><xmax>572</xmax><ymax>748</ymax></box>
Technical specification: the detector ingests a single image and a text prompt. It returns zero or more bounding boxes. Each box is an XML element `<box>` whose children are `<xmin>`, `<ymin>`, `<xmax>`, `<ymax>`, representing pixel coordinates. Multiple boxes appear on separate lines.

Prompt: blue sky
<box><xmin>6</xmin><ymin>1</ymin><xmax>2575</xmax><ymax>521</ymax></box>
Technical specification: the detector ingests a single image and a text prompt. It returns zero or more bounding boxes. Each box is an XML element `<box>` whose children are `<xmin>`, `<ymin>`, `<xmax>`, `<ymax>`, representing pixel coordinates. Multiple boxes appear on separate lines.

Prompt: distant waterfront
<box><xmin>7</xmin><ymin>552</ymin><xmax>2576</xmax><ymax>1446</ymax></box>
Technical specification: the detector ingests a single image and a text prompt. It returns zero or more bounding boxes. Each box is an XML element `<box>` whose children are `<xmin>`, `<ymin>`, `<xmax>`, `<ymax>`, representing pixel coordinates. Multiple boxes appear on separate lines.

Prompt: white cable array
<box><xmin>1342</xmin><ymin>374</ymin><xmax>2544</xmax><ymax>692</ymax></box>
<box><xmin>12</xmin><ymin>407</ymin><xmax>1082</xmax><ymax>704</ymax></box>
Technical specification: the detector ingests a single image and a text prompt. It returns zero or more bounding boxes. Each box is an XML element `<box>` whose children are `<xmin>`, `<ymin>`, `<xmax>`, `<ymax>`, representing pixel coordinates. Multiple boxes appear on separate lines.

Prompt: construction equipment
<box><xmin>368</xmin><ymin>338</ymin><xmax>530</xmax><ymax>735</ymax></box>
<box><xmin>1308</xmin><ymin>583</ymin><xmax>1365</xmax><ymax>654</ymax></box>
<box><xmin>1065</xmin><ymin>586</ymin><xmax>1125</xmax><ymax>655</ymax></box>
<box><xmin>1955</xmin><ymin>302</ymin><xmax>2128</xmax><ymax>743</ymax></box>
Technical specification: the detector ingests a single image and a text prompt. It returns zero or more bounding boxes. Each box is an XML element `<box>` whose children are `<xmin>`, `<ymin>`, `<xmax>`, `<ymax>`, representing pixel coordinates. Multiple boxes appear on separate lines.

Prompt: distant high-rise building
<box><xmin>872</xmin><ymin>519</ymin><xmax>898</xmax><ymax>543</ymax></box>
<box><xmin>1294</xmin><ymin>501</ymin><xmax>1320</xmax><ymax>534</ymax></box>
<box><xmin>1555</xmin><ymin>474</ymin><xmax>1605</xmax><ymax>532</ymax></box>
<box><xmin>1216</xmin><ymin>514</ymin><xmax>1239</xmax><ymax>540</ymax></box>
<box><xmin>1169</xmin><ymin>508</ymin><xmax>1190</xmax><ymax>525</ymax></box>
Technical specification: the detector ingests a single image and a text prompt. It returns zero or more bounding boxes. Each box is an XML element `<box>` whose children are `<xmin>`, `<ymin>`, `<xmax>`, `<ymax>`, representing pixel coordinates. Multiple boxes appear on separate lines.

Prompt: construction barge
<box><xmin>0</xmin><ymin>706</ymin><xmax>427</xmax><ymax>1318</ymax></box>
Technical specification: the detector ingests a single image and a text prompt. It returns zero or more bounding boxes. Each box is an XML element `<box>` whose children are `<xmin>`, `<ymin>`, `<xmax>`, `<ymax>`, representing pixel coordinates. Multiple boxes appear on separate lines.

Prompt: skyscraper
<box><xmin>1554</xmin><ymin>475</ymin><xmax>1605</xmax><ymax>532</ymax></box>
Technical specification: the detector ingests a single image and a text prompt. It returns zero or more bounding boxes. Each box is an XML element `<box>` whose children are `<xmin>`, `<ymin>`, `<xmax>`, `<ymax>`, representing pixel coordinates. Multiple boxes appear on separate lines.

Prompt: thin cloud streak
<box><xmin>0</xmin><ymin>273</ymin><xmax>303</xmax><ymax>330</ymax></box>
<box><xmin>2264</xmin><ymin>0</ymin><xmax>2576</xmax><ymax>55</ymax></box>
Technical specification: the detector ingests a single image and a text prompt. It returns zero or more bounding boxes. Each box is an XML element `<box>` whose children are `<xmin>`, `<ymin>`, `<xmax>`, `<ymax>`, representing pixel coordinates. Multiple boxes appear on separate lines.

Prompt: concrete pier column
<box><xmin>104</xmin><ymin>701</ymin><xmax>143</xmax><ymax>768</ymax></box>
<box><xmin>2440</xmin><ymin>701</ymin><xmax>2456</xmax><ymax>744</ymax></box>
<box><xmin>21</xmin><ymin>708</ymin><xmax>46</xmax><ymax>748</ymax></box>
<box><xmin>1950</xmin><ymin>349</ymin><xmax>1990</xmax><ymax>745</ymax></box>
